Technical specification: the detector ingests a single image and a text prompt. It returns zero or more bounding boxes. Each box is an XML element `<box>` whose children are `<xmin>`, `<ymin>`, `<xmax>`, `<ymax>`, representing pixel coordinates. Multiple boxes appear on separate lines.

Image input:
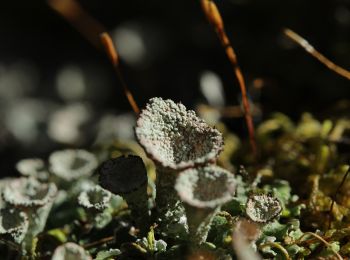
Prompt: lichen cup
<box><xmin>175</xmin><ymin>165</ymin><xmax>236</xmax><ymax>245</ymax></box>
<box><xmin>49</xmin><ymin>149</ymin><xmax>98</xmax><ymax>184</ymax></box>
<box><xmin>245</xmin><ymin>193</ymin><xmax>282</xmax><ymax>223</ymax></box>
<box><xmin>99</xmin><ymin>155</ymin><xmax>149</xmax><ymax>234</ymax></box>
<box><xmin>77</xmin><ymin>185</ymin><xmax>113</xmax><ymax>229</ymax></box>
<box><xmin>16</xmin><ymin>158</ymin><xmax>48</xmax><ymax>181</ymax></box>
<box><xmin>2</xmin><ymin>177</ymin><xmax>57</xmax><ymax>253</ymax></box>
<box><xmin>135</xmin><ymin>97</ymin><xmax>223</xmax><ymax>239</ymax></box>
<box><xmin>52</xmin><ymin>242</ymin><xmax>91</xmax><ymax>260</ymax></box>
<box><xmin>78</xmin><ymin>185</ymin><xmax>112</xmax><ymax>212</ymax></box>
<box><xmin>0</xmin><ymin>208</ymin><xmax>29</xmax><ymax>245</ymax></box>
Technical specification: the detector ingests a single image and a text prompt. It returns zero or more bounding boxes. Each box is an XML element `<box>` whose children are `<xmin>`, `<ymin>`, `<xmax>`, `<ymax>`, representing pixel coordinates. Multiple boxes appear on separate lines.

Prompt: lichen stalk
<box><xmin>2</xmin><ymin>177</ymin><xmax>57</xmax><ymax>254</ymax></box>
<box><xmin>99</xmin><ymin>155</ymin><xmax>150</xmax><ymax>234</ymax></box>
<box><xmin>154</xmin><ymin>167</ymin><xmax>188</xmax><ymax>239</ymax></box>
<box><xmin>122</xmin><ymin>182</ymin><xmax>149</xmax><ymax>233</ymax></box>
<box><xmin>184</xmin><ymin>204</ymin><xmax>221</xmax><ymax>245</ymax></box>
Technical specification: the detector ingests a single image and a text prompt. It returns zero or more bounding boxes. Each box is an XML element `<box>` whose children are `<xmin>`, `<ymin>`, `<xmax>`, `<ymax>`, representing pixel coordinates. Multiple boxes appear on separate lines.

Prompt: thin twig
<box><xmin>200</xmin><ymin>0</ymin><xmax>257</xmax><ymax>156</ymax></box>
<box><xmin>328</xmin><ymin>165</ymin><xmax>350</xmax><ymax>229</ymax></box>
<box><xmin>284</xmin><ymin>28</ymin><xmax>350</xmax><ymax>81</ymax></box>
<box><xmin>47</xmin><ymin>0</ymin><xmax>104</xmax><ymax>48</ymax></box>
<box><xmin>296</xmin><ymin>232</ymin><xmax>343</xmax><ymax>260</ymax></box>
<box><xmin>83</xmin><ymin>235</ymin><xmax>115</xmax><ymax>249</ymax></box>
<box><xmin>47</xmin><ymin>0</ymin><xmax>140</xmax><ymax>115</ymax></box>
<box><xmin>100</xmin><ymin>33</ymin><xmax>140</xmax><ymax>114</ymax></box>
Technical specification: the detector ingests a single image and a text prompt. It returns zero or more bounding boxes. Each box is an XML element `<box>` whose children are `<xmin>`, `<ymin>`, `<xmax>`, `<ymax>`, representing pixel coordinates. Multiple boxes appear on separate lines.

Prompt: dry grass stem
<box><xmin>47</xmin><ymin>0</ymin><xmax>104</xmax><ymax>48</ymax></box>
<box><xmin>48</xmin><ymin>0</ymin><xmax>140</xmax><ymax>114</ymax></box>
<box><xmin>200</xmin><ymin>0</ymin><xmax>257</xmax><ymax>156</ymax></box>
<box><xmin>284</xmin><ymin>28</ymin><xmax>350</xmax><ymax>81</ymax></box>
<box><xmin>100</xmin><ymin>33</ymin><xmax>140</xmax><ymax>114</ymax></box>
<box><xmin>296</xmin><ymin>232</ymin><xmax>343</xmax><ymax>260</ymax></box>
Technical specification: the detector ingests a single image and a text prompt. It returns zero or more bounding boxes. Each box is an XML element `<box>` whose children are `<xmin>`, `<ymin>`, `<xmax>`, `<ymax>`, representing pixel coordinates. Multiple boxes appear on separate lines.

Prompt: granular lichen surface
<box><xmin>135</xmin><ymin>97</ymin><xmax>223</xmax><ymax>169</ymax></box>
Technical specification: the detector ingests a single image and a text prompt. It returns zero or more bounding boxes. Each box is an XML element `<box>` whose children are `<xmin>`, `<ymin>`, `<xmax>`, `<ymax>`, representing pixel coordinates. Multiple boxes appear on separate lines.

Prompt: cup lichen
<box><xmin>3</xmin><ymin>177</ymin><xmax>57</xmax><ymax>208</ymax></box>
<box><xmin>245</xmin><ymin>193</ymin><xmax>282</xmax><ymax>223</ymax></box>
<box><xmin>16</xmin><ymin>158</ymin><xmax>48</xmax><ymax>181</ymax></box>
<box><xmin>78</xmin><ymin>185</ymin><xmax>112</xmax><ymax>212</ymax></box>
<box><xmin>135</xmin><ymin>97</ymin><xmax>224</xmax><ymax>239</ymax></box>
<box><xmin>52</xmin><ymin>242</ymin><xmax>92</xmax><ymax>260</ymax></box>
<box><xmin>135</xmin><ymin>97</ymin><xmax>223</xmax><ymax>170</ymax></box>
<box><xmin>2</xmin><ymin>177</ymin><xmax>57</xmax><ymax>253</ymax></box>
<box><xmin>0</xmin><ymin>208</ymin><xmax>29</xmax><ymax>244</ymax></box>
<box><xmin>175</xmin><ymin>165</ymin><xmax>236</xmax><ymax>245</ymax></box>
<box><xmin>49</xmin><ymin>149</ymin><xmax>98</xmax><ymax>182</ymax></box>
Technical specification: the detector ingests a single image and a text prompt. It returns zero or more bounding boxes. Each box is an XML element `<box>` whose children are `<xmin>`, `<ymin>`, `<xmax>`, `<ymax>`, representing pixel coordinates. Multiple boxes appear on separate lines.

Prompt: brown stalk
<box><xmin>47</xmin><ymin>0</ymin><xmax>104</xmax><ymax>48</ymax></box>
<box><xmin>100</xmin><ymin>33</ymin><xmax>140</xmax><ymax>114</ymax></box>
<box><xmin>200</xmin><ymin>0</ymin><xmax>257</xmax><ymax>156</ymax></box>
<box><xmin>47</xmin><ymin>0</ymin><xmax>140</xmax><ymax>114</ymax></box>
<box><xmin>284</xmin><ymin>28</ymin><xmax>350</xmax><ymax>81</ymax></box>
<box><xmin>83</xmin><ymin>235</ymin><xmax>114</xmax><ymax>249</ymax></box>
<box><xmin>258</xmin><ymin>242</ymin><xmax>291</xmax><ymax>260</ymax></box>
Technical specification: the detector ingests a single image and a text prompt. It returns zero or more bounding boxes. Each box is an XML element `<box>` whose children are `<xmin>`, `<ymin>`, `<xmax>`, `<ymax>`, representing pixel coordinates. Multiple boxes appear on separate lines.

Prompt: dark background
<box><xmin>0</xmin><ymin>0</ymin><xmax>349</xmax><ymax>175</ymax></box>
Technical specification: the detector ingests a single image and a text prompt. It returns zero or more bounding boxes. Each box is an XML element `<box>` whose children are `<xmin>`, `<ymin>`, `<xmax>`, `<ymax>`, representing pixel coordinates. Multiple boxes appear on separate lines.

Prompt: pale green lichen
<box><xmin>2</xmin><ymin>177</ymin><xmax>57</xmax><ymax>254</ymax></box>
<box><xmin>175</xmin><ymin>165</ymin><xmax>236</xmax><ymax>244</ymax></box>
<box><xmin>2</xmin><ymin>177</ymin><xmax>57</xmax><ymax>207</ymax></box>
<box><xmin>16</xmin><ymin>158</ymin><xmax>48</xmax><ymax>181</ymax></box>
<box><xmin>78</xmin><ymin>185</ymin><xmax>112</xmax><ymax>211</ymax></box>
<box><xmin>136</xmin><ymin>237</ymin><xmax>167</xmax><ymax>253</ymax></box>
<box><xmin>0</xmin><ymin>208</ymin><xmax>29</xmax><ymax>244</ymax></box>
<box><xmin>49</xmin><ymin>149</ymin><xmax>98</xmax><ymax>182</ymax></box>
<box><xmin>246</xmin><ymin>194</ymin><xmax>282</xmax><ymax>223</ymax></box>
<box><xmin>154</xmin><ymin>168</ymin><xmax>189</xmax><ymax>240</ymax></box>
<box><xmin>95</xmin><ymin>248</ymin><xmax>121</xmax><ymax>260</ymax></box>
<box><xmin>51</xmin><ymin>242</ymin><xmax>91</xmax><ymax>260</ymax></box>
<box><xmin>135</xmin><ymin>98</ymin><xmax>224</xmax><ymax>240</ymax></box>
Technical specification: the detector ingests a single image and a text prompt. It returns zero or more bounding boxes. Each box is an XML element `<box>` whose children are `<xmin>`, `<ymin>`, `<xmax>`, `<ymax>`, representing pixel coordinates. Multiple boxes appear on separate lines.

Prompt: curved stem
<box><xmin>296</xmin><ymin>232</ymin><xmax>343</xmax><ymax>260</ymax></box>
<box><xmin>83</xmin><ymin>235</ymin><xmax>114</xmax><ymax>249</ymax></box>
<box><xmin>258</xmin><ymin>242</ymin><xmax>291</xmax><ymax>260</ymax></box>
<box><xmin>284</xmin><ymin>28</ymin><xmax>350</xmax><ymax>81</ymax></box>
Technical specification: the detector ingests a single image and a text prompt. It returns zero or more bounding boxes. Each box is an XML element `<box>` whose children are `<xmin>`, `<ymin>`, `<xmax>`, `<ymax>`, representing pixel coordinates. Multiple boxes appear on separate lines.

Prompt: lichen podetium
<box><xmin>135</xmin><ymin>97</ymin><xmax>224</xmax><ymax>239</ymax></box>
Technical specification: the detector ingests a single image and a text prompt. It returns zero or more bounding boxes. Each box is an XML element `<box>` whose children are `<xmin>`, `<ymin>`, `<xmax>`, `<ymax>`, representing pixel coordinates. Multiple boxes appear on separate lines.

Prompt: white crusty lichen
<box><xmin>99</xmin><ymin>155</ymin><xmax>149</xmax><ymax>233</ymax></box>
<box><xmin>16</xmin><ymin>158</ymin><xmax>48</xmax><ymax>181</ymax></box>
<box><xmin>135</xmin><ymin>97</ymin><xmax>223</xmax><ymax>169</ymax></box>
<box><xmin>2</xmin><ymin>177</ymin><xmax>57</xmax><ymax>208</ymax></box>
<box><xmin>175</xmin><ymin>165</ymin><xmax>236</xmax><ymax>245</ymax></box>
<box><xmin>52</xmin><ymin>242</ymin><xmax>91</xmax><ymax>260</ymax></box>
<box><xmin>95</xmin><ymin>249</ymin><xmax>121</xmax><ymax>260</ymax></box>
<box><xmin>245</xmin><ymin>194</ymin><xmax>282</xmax><ymax>223</ymax></box>
<box><xmin>78</xmin><ymin>185</ymin><xmax>112</xmax><ymax>211</ymax></box>
<box><xmin>135</xmin><ymin>98</ymin><xmax>224</xmax><ymax>240</ymax></box>
<box><xmin>49</xmin><ymin>149</ymin><xmax>98</xmax><ymax>182</ymax></box>
<box><xmin>0</xmin><ymin>208</ymin><xmax>29</xmax><ymax>244</ymax></box>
